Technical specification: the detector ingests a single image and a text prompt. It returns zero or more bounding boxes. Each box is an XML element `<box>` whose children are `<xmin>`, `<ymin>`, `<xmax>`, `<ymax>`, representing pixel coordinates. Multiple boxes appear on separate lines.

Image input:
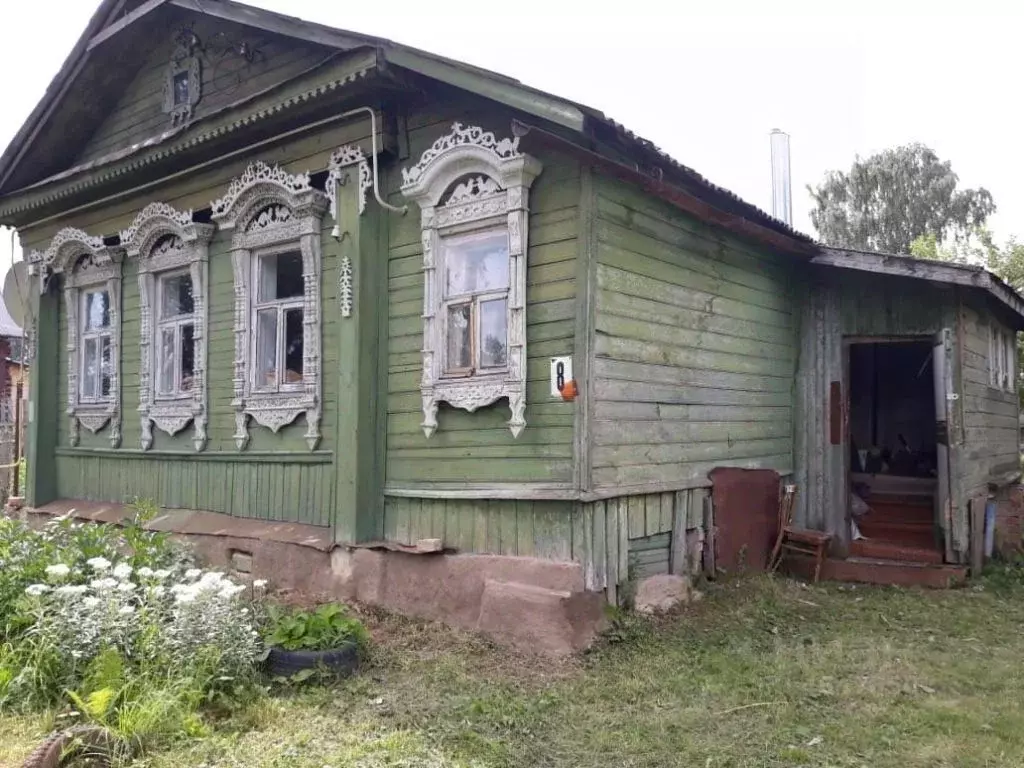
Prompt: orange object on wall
<box><xmin>559</xmin><ymin>379</ymin><xmax>578</xmax><ymax>401</ymax></box>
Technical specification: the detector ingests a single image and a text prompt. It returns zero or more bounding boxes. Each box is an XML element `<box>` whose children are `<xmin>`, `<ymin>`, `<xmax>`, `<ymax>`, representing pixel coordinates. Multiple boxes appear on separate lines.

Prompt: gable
<box><xmin>77</xmin><ymin>8</ymin><xmax>337</xmax><ymax>165</ymax></box>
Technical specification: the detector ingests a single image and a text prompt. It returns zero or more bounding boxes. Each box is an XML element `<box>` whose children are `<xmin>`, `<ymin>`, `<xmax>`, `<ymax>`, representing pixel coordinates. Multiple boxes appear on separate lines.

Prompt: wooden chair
<box><xmin>769</xmin><ymin>484</ymin><xmax>833</xmax><ymax>583</ymax></box>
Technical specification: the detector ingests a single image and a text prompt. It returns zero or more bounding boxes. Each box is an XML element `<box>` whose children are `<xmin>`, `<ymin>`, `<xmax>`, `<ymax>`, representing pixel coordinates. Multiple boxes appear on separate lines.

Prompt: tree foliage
<box><xmin>809</xmin><ymin>143</ymin><xmax>995</xmax><ymax>254</ymax></box>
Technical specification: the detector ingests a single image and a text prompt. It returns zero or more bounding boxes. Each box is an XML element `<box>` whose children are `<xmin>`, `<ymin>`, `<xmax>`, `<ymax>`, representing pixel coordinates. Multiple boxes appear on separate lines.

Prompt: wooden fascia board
<box><xmin>813</xmin><ymin>249</ymin><xmax>1024</xmax><ymax>325</ymax></box>
<box><xmin>87</xmin><ymin>0</ymin><xmax>171</xmax><ymax>51</ymax></box>
<box><xmin>383</xmin><ymin>48</ymin><xmax>586</xmax><ymax>133</ymax></box>
<box><xmin>0</xmin><ymin>0</ymin><xmax>128</xmax><ymax>191</ymax></box>
<box><xmin>168</xmin><ymin>0</ymin><xmax>377</xmax><ymax>50</ymax></box>
<box><xmin>519</xmin><ymin>122</ymin><xmax>815</xmax><ymax>257</ymax></box>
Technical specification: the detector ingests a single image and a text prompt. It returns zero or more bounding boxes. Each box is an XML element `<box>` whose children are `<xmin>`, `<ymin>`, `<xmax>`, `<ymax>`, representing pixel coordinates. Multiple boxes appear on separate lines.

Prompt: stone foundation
<box><xmin>16</xmin><ymin>501</ymin><xmax>607</xmax><ymax>656</ymax></box>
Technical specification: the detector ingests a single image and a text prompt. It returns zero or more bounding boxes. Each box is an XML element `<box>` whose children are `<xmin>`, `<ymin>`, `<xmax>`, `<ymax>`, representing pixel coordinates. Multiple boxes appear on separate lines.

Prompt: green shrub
<box><xmin>264</xmin><ymin>603</ymin><xmax>369</xmax><ymax>653</ymax></box>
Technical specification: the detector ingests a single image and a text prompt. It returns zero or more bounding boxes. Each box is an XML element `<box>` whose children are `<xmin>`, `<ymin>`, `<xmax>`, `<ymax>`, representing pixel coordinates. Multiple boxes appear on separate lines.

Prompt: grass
<box><xmin>6</xmin><ymin>572</ymin><xmax>1024</xmax><ymax>767</ymax></box>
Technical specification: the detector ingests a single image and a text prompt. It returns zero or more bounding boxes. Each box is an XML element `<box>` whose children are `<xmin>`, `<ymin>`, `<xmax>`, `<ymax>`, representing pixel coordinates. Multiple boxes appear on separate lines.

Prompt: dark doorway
<box><xmin>847</xmin><ymin>341</ymin><xmax>942</xmax><ymax>559</ymax></box>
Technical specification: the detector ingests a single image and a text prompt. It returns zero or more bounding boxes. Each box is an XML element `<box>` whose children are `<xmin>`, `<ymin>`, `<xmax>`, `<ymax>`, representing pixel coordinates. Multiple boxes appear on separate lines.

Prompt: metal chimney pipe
<box><xmin>770</xmin><ymin>129</ymin><xmax>792</xmax><ymax>226</ymax></box>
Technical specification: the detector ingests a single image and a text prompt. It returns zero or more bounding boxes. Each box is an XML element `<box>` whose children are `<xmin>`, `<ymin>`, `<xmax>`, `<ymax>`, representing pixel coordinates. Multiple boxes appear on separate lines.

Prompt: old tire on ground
<box><xmin>22</xmin><ymin>726</ymin><xmax>114</xmax><ymax>768</ymax></box>
<box><xmin>266</xmin><ymin>643</ymin><xmax>360</xmax><ymax>678</ymax></box>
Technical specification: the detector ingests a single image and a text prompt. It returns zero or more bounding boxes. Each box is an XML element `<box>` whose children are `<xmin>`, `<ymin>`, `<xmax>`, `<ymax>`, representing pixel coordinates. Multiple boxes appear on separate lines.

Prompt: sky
<box><xmin>0</xmin><ymin>0</ymin><xmax>1020</xmax><ymax>274</ymax></box>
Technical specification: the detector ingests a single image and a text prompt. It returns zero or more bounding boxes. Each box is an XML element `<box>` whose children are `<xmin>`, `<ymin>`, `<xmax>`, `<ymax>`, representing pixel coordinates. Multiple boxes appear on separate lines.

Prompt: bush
<box><xmin>0</xmin><ymin>504</ymin><xmax>269</xmax><ymax>761</ymax></box>
<box><xmin>264</xmin><ymin>603</ymin><xmax>369</xmax><ymax>653</ymax></box>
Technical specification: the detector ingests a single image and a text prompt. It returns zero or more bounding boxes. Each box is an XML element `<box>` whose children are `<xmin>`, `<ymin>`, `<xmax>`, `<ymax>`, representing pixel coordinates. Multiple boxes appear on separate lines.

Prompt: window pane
<box><xmin>256</xmin><ymin>309</ymin><xmax>278</xmax><ymax>388</ymax></box>
<box><xmin>180</xmin><ymin>323</ymin><xmax>195</xmax><ymax>392</ymax></box>
<box><xmin>100</xmin><ymin>336</ymin><xmax>112</xmax><ymax>398</ymax></box>
<box><xmin>479</xmin><ymin>299</ymin><xmax>508</xmax><ymax>369</ymax></box>
<box><xmin>258</xmin><ymin>252</ymin><xmax>304</xmax><ymax>302</ymax></box>
<box><xmin>283</xmin><ymin>309</ymin><xmax>304</xmax><ymax>384</ymax></box>
<box><xmin>161</xmin><ymin>274</ymin><xmax>194</xmax><ymax>318</ymax></box>
<box><xmin>444</xmin><ymin>230</ymin><xmax>509</xmax><ymax>296</ymax></box>
<box><xmin>85</xmin><ymin>291</ymin><xmax>110</xmax><ymax>330</ymax></box>
<box><xmin>82</xmin><ymin>339</ymin><xmax>98</xmax><ymax>398</ymax></box>
<box><xmin>173</xmin><ymin>71</ymin><xmax>190</xmax><ymax>106</ymax></box>
<box><xmin>157</xmin><ymin>328</ymin><xmax>175</xmax><ymax>395</ymax></box>
<box><xmin>446</xmin><ymin>304</ymin><xmax>472</xmax><ymax>372</ymax></box>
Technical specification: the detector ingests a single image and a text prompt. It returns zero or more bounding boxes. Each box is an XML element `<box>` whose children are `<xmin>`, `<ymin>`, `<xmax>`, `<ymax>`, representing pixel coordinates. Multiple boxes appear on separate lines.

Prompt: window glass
<box><xmin>284</xmin><ymin>308</ymin><xmax>304</xmax><ymax>384</ymax></box>
<box><xmin>180</xmin><ymin>323</ymin><xmax>195</xmax><ymax>392</ymax></box>
<box><xmin>447</xmin><ymin>304</ymin><xmax>472</xmax><ymax>372</ymax></box>
<box><xmin>444</xmin><ymin>231</ymin><xmax>509</xmax><ymax>296</ymax></box>
<box><xmin>258</xmin><ymin>252</ymin><xmax>304</xmax><ymax>302</ymax></box>
<box><xmin>161</xmin><ymin>273</ymin><xmax>194</xmax><ymax>318</ymax></box>
<box><xmin>85</xmin><ymin>291</ymin><xmax>110</xmax><ymax>330</ymax></box>
<box><xmin>479</xmin><ymin>299</ymin><xmax>508</xmax><ymax>368</ymax></box>
<box><xmin>100</xmin><ymin>336</ymin><xmax>112</xmax><ymax>398</ymax></box>
<box><xmin>173</xmin><ymin>71</ymin><xmax>190</xmax><ymax>106</ymax></box>
<box><xmin>82</xmin><ymin>339</ymin><xmax>98</xmax><ymax>398</ymax></box>
<box><xmin>158</xmin><ymin>329</ymin><xmax>175</xmax><ymax>395</ymax></box>
<box><xmin>255</xmin><ymin>309</ymin><xmax>278</xmax><ymax>388</ymax></box>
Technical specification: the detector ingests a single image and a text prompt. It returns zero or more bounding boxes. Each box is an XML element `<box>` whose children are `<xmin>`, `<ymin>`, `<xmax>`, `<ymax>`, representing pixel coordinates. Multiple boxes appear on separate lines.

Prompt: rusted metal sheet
<box><xmin>708</xmin><ymin>468</ymin><xmax>781</xmax><ymax>574</ymax></box>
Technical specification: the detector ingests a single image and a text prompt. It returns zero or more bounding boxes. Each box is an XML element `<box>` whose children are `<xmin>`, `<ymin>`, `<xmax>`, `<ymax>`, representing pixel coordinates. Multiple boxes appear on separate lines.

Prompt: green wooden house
<box><xmin>2</xmin><ymin>0</ymin><xmax>1020</xmax><ymax>645</ymax></box>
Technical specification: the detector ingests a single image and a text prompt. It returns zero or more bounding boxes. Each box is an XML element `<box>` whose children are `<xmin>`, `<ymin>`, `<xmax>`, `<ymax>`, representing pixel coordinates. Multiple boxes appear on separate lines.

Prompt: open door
<box><xmin>933</xmin><ymin>329</ymin><xmax>956</xmax><ymax>562</ymax></box>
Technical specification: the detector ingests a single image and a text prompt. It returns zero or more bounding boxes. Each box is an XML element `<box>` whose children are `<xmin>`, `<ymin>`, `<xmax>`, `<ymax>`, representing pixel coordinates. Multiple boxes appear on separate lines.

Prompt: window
<box><xmin>32</xmin><ymin>227</ymin><xmax>124</xmax><ymax>447</ymax></box>
<box><xmin>252</xmin><ymin>251</ymin><xmax>304</xmax><ymax>391</ymax></box>
<box><xmin>172</xmin><ymin>71</ymin><xmax>190</xmax><ymax>107</ymax></box>
<box><xmin>120</xmin><ymin>202</ymin><xmax>213</xmax><ymax>452</ymax></box>
<box><xmin>210</xmin><ymin>161</ymin><xmax>328</xmax><ymax>451</ymax></box>
<box><xmin>156</xmin><ymin>271</ymin><xmax>195</xmax><ymax>397</ymax></box>
<box><xmin>442</xmin><ymin>230</ymin><xmax>509</xmax><ymax>375</ymax></box>
<box><xmin>989</xmin><ymin>322</ymin><xmax>1017</xmax><ymax>392</ymax></box>
<box><xmin>400</xmin><ymin>123</ymin><xmax>543</xmax><ymax>438</ymax></box>
<box><xmin>79</xmin><ymin>288</ymin><xmax>113</xmax><ymax>401</ymax></box>
<box><xmin>162</xmin><ymin>34</ymin><xmax>201</xmax><ymax>127</ymax></box>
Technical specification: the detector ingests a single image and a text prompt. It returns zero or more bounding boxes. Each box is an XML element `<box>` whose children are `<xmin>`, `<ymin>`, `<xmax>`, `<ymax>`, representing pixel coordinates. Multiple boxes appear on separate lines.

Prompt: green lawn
<box><xmin>6</xmin><ymin>572</ymin><xmax>1024</xmax><ymax>767</ymax></box>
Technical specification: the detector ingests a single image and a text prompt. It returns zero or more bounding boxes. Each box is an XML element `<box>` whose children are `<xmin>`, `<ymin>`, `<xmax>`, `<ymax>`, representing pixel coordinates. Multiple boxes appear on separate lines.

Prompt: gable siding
<box><xmin>589</xmin><ymin>176</ymin><xmax>797</xmax><ymax>493</ymax></box>
<box><xmin>26</xmin><ymin>117</ymin><xmax>377</xmax><ymax>525</ymax></box>
<box><xmin>382</xmin><ymin>107</ymin><xmax>580</xmax><ymax>488</ymax></box>
<box><xmin>77</xmin><ymin>12</ymin><xmax>332</xmax><ymax>165</ymax></box>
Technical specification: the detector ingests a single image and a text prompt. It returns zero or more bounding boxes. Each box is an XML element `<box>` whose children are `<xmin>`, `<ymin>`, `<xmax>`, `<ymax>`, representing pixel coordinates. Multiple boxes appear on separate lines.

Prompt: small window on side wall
<box><xmin>988</xmin><ymin>322</ymin><xmax>1017</xmax><ymax>393</ymax></box>
<box><xmin>401</xmin><ymin>124</ymin><xmax>543</xmax><ymax>438</ymax></box>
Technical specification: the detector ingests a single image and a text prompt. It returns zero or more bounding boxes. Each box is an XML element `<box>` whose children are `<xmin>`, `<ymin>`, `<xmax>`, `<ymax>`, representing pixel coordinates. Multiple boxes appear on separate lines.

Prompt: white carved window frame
<box><xmin>120</xmin><ymin>203</ymin><xmax>214</xmax><ymax>452</ymax></box>
<box><xmin>210</xmin><ymin>161</ymin><xmax>328</xmax><ymax>451</ymax></box>
<box><xmin>401</xmin><ymin>123</ymin><xmax>542</xmax><ymax>438</ymax></box>
<box><xmin>163</xmin><ymin>39</ymin><xmax>202</xmax><ymax>128</ymax></box>
<box><xmin>30</xmin><ymin>228</ymin><xmax>125</xmax><ymax>447</ymax></box>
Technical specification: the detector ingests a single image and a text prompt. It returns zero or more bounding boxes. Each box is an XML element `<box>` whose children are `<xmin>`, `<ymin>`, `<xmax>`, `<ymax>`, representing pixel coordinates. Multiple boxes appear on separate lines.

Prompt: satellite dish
<box><xmin>3</xmin><ymin>261</ymin><xmax>29</xmax><ymax>329</ymax></box>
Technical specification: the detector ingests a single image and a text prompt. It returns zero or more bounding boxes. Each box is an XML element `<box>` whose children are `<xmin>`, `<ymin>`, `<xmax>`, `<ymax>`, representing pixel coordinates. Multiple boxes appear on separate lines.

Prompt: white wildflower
<box><xmin>117</xmin><ymin>582</ymin><xmax>136</xmax><ymax>593</ymax></box>
<box><xmin>198</xmin><ymin>571</ymin><xmax>224</xmax><ymax>586</ymax></box>
<box><xmin>82</xmin><ymin>597</ymin><xmax>101</xmax><ymax>609</ymax></box>
<box><xmin>118</xmin><ymin>605</ymin><xmax>135</xmax><ymax>615</ymax></box>
<box><xmin>218</xmin><ymin>583</ymin><xmax>246</xmax><ymax>599</ymax></box>
<box><xmin>152</xmin><ymin>569</ymin><xmax>171</xmax><ymax>580</ymax></box>
<box><xmin>184</xmin><ymin>568</ymin><xmax>202</xmax><ymax>581</ymax></box>
<box><xmin>25</xmin><ymin>584</ymin><xmax>50</xmax><ymax>597</ymax></box>
<box><xmin>86</xmin><ymin>557</ymin><xmax>112</xmax><ymax>571</ymax></box>
<box><xmin>54</xmin><ymin>585</ymin><xmax>88</xmax><ymax>597</ymax></box>
<box><xmin>45</xmin><ymin>564</ymin><xmax>71</xmax><ymax>579</ymax></box>
<box><xmin>90</xmin><ymin>577</ymin><xmax>119</xmax><ymax>591</ymax></box>
<box><xmin>112</xmin><ymin>563</ymin><xmax>133</xmax><ymax>580</ymax></box>
<box><xmin>137</xmin><ymin>566</ymin><xmax>154</xmax><ymax>578</ymax></box>
<box><xmin>149</xmin><ymin>585</ymin><xmax>167</xmax><ymax>598</ymax></box>
<box><xmin>174</xmin><ymin>591</ymin><xmax>197</xmax><ymax>604</ymax></box>
<box><xmin>253</xmin><ymin>579</ymin><xmax>268</xmax><ymax>589</ymax></box>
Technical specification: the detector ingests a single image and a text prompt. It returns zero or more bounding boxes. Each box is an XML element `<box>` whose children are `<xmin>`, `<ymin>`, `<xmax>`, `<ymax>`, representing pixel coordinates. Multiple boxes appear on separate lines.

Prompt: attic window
<box><xmin>173</xmin><ymin>71</ymin><xmax>190</xmax><ymax>106</ymax></box>
<box><xmin>163</xmin><ymin>33</ymin><xmax>202</xmax><ymax>127</ymax></box>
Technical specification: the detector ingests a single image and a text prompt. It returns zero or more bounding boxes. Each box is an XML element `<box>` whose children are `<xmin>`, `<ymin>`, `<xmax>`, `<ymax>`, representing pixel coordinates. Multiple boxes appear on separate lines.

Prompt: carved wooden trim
<box><xmin>211</xmin><ymin>161</ymin><xmax>328</xmax><ymax>450</ymax></box>
<box><xmin>401</xmin><ymin>123</ymin><xmax>542</xmax><ymax>438</ymax></box>
<box><xmin>162</xmin><ymin>37</ymin><xmax>202</xmax><ymax>128</ymax></box>
<box><xmin>339</xmin><ymin>256</ymin><xmax>353</xmax><ymax>318</ymax></box>
<box><xmin>47</xmin><ymin>228</ymin><xmax>125</xmax><ymax>448</ymax></box>
<box><xmin>120</xmin><ymin>203</ymin><xmax>214</xmax><ymax>451</ymax></box>
<box><xmin>326</xmin><ymin>144</ymin><xmax>372</xmax><ymax>217</ymax></box>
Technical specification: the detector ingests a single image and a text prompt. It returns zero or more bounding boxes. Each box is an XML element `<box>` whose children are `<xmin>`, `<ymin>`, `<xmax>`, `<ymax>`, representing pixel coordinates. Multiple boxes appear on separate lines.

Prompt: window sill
<box><xmin>55</xmin><ymin>446</ymin><xmax>333</xmax><ymax>463</ymax></box>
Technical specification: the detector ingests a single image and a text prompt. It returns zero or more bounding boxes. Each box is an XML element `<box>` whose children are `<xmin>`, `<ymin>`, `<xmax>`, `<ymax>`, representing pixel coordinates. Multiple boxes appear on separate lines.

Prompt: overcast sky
<box><xmin>0</xmin><ymin>0</ymin><xmax>1020</xmax><ymax>273</ymax></box>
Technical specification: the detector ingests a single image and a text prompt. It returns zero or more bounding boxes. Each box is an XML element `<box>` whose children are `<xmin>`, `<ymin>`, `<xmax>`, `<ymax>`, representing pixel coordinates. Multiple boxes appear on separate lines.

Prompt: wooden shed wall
<box><xmin>588</xmin><ymin>176</ymin><xmax>798</xmax><ymax>494</ymax></box>
<box><xmin>25</xmin><ymin>117</ymin><xmax>377</xmax><ymax>527</ymax></box>
<box><xmin>381</xmin><ymin>107</ymin><xmax>580</xmax><ymax>490</ymax></box>
<box><xmin>958</xmin><ymin>299</ymin><xmax>1021</xmax><ymax>503</ymax></box>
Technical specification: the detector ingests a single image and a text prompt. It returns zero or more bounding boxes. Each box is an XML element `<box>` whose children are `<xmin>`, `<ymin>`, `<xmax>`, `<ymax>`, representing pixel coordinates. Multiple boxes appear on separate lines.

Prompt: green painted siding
<box><xmin>590</xmin><ymin>176</ymin><xmax>797</xmax><ymax>492</ymax></box>
<box><xmin>838</xmin><ymin>273</ymin><xmax>947</xmax><ymax>336</ymax></box>
<box><xmin>77</xmin><ymin>10</ymin><xmax>332</xmax><ymax>165</ymax></box>
<box><xmin>383</xmin><ymin>108</ymin><xmax>580</xmax><ymax>487</ymax></box>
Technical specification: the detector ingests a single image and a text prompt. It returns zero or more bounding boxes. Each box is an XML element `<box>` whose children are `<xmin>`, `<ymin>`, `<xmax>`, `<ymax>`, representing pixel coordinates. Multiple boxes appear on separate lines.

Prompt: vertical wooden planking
<box><xmin>552</xmin><ymin>505</ymin><xmax>573</xmax><ymax>562</ymax></box>
<box><xmin>516</xmin><ymin>500</ymin><xmax>535</xmax><ymax>557</ymax></box>
<box><xmin>605</xmin><ymin>503</ymin><xmax>618</xmax><ymax>604</ymax></box>
<box><xmin>660</xmin><ymin>492</ymin><xmax>674</xmax><ymax>532</ymax></box>
<box><xmin>501</xmin><ymin>500</ymin><xmax>518</xmax><ymax>555</ymax></box>
<box><xmin>617</xmin><ymin>498</ymin><xmax>629</xmax><ymax>584</ymax></box>
<box><xmin>571</xmin><ymin>502</ymin><xmax>585</xmax><ymax>564</ymax></box>
<box><xmin>475</xmin><ymin>500</ymin><xmax>488</xmax><ymax>553</ymax></box>
<box><xmin>628</xmin><ymin>495</ymin><xmax>644</xmax><ymax>538</ymax></box>
<box><xmin>645</xmin><ymin>494</ymin><xmax>660</xmax><ymax>537</ymax></box>
<box><xmin>670</xmin><ymin>490</ymin><xmax>689</xmax><ymax>576</ymax></box>
<box><xmin>592</xmin><ymin>500</ymin><xmax>607</xmax><ymax>591</ymax></box>
<box><xmin>486</xmin><ymin>500</ymin><xmax>503</xmax><ymax>554</ymax></box>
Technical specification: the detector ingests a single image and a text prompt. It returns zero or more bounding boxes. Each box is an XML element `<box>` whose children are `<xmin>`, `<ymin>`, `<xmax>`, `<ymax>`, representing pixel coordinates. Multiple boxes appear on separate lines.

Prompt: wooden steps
<box><xmin>850</xmin><ymin>538</ymin><xmax>944</xmax><ymax>565</ymax></box>
<box><xmin>787</xmin><ymin>554</ymin><xmax>967</xmax><ymax>588</ymax></box>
